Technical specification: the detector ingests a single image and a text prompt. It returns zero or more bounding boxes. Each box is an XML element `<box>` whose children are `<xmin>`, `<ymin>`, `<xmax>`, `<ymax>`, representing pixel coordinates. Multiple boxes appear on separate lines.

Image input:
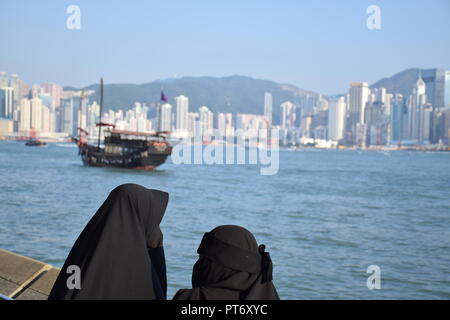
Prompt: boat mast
<box><xmin>79</xmin><ymin>89</ymin><xmax>85</xmax><ymax>142</ymax></box>
<box><xmin>97</xmin><ymin>78</ymin><xmax>103</xmax><ymax>150</ymax></box>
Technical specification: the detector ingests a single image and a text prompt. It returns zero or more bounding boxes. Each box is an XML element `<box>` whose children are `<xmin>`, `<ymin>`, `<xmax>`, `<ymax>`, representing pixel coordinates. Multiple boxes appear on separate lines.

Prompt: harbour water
<box><xmin>0</xmin><ymin>140</ymin><xmax>449</xmax><ymax>299</ymax></box>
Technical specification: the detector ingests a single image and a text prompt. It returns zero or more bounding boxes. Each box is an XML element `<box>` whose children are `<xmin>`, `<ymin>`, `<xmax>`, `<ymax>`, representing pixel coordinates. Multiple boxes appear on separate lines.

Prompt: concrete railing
<box><xmin>0</xmin><ymin>249</ymin><xmax>60</xmax><ymax>300</ymax></box>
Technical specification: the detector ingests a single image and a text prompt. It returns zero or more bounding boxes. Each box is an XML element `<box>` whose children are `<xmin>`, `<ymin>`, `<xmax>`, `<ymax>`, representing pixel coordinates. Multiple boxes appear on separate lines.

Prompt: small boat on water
<box><xmin>24</xmin><ymin>128</ymin><xmax>47</xmax><ymax>147</ymax></box>
<box><xmin>25</xmin><ymin>139</ymin><xmax>47</xmax><ymax>147</ymax></box>
<box><xmin>72</xmin><ymin>78</ymin><xmax>172</xmax><ymax>170</ymax></box>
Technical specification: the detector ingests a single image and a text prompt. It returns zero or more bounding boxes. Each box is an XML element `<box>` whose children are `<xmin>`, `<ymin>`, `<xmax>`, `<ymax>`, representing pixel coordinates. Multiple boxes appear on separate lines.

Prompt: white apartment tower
<box><xmin>264</xmin><ymin>92</ymin><xmax>273</xmax><ymax>127</ymax></box>
<box><xmin>328</xmin><ymin>97</ymin><xmax>346</xmax><ymax>141</ymax></box>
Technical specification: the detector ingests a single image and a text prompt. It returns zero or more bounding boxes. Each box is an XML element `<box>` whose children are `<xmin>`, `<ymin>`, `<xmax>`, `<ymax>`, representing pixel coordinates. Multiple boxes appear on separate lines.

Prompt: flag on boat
<box><xmin>160</xmin><ymin>91</ymin><xmax>168</xmax><ymax>103</ymax></box>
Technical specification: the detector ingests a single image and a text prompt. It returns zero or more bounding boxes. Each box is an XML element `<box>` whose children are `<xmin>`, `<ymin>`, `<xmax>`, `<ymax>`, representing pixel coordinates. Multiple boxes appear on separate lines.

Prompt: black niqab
<box><xmin>173</xmin><ymin>225</ymin><xmax>280</xmax><ymax>300</ymax></box>
<box><xmin>48</xmin><ymin>183</ymin><xmax>169</xmax><ymax>300</ymax></box>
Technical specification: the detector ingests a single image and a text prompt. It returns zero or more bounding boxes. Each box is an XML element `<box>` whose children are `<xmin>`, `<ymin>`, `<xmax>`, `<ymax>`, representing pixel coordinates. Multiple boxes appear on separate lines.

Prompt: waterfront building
<box><xmin>199</xmin><ymin>106</ymin><xmax>214</xmax><ymax>137</ymax></box>
<box><xmin>19</xmin><ymin>98</ymin><xmax>31</xmax><ymax>132</ymax></box>
<box><xmin>407</xmin><ymin>72</ymin><xmax>427</xmax><ymax>141</ymax></box>
<box><xmin>187</xmin><ymin>112</ymin><xmax>199</xmax><ymax>137</ymax></box>
<box><xmin>0</xmin><ymin>87</ymin><xmax>14</xmax><ymax>119</ymax></box>
<box><xmin>347</xmin><ymin>82</ymin><xmax>370</xmax><ymax>143</ymax></box>
<box><xmin>327</xmin><ymin>96</ymin><xmax>346</xmax><ymax>141</ymax></box>
<box><xmin>60</xmin><ymin>99</ymin><xmax>74</xmax><ymax>135</ymax></box>
<box><xmin>30</xmin><ymin>97</ymin><xmax>43</xmax><ymax>132</ymax></box>
<box><xmin>0</xmin><ymin>72</ymin><xmax>8</xmax><ymax>88</ymax></box>
<box><xmin>315</xmin><ymin>95</ymin><xmax>329</xmax><ymax>112</ymax></box>
<box><xmin>9</xmin><ymin>74</ymin><xmax>20</xmax><ymax>106</ymax></box>
<box><xmin>280</xmin><ymin>101</ymin><xmax>296</xmax><ymax>129</ymax></box>
<box><xmin>158</xmin><ymin>103</ymin><xmax>173</xmax><ymax>132</ymax></box>
<box><xmin>217</xmin><ymin>112</ymin><xmax>233</xmax><ymax>137</ymax></box>
<box><xmin>421</xmin><ymin>68</ymin><xmax>446</xmax><ymax>109</ymax></box>
<box><xmin>391</xmin><ymin>94</ymin><xmax>407</xmax><ymax>142</ymax></box>
<box><xmin>41</xmin><ymin>83</ymin><xmax>63</xmax><ymax>109</ymax></box>
<box><xmin>264</xmin><ymin>92</ymin><xmax>273</xmax><ymax>127</ymax></box>
<box><xmin>175</xmin><ymin>95</ymin><xmax>189</xmax><ymax>137</ymax></box>
<box><xmin>444</xmin><ymin>71</ymin><xmax>450</xmax><ymax>108</ymax></box>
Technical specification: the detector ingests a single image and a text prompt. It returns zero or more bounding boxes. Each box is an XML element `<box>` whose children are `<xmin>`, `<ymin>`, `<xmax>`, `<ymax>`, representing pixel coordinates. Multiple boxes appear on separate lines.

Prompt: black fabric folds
<box><xmin>48</xmin><ymin>183</ymin><xmax>169</xmax><ymax>300</ymax></box>
<box><xmin>173</xmin><ymin>225</ymin><xmax>280</xmax><ymax>300</ymax></box>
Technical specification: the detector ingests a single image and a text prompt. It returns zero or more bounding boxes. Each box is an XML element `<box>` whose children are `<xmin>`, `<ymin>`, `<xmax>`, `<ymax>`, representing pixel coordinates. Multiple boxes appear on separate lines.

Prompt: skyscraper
<box><xmin>158</xmin><ymin>103</ymin><xmax>172</xmax><ymax>132</ymax></box>
<box><xmin>175</xmin><ymin>95</ymin><xmax>189</xmax><ymax>132</ymax></box>
<box><xmin>9</xmin><ymin>74</ymin><xmax>20</xmax><ymax>106</ymax></box>
<box><xmin>0</xmin><ymin>72</ymin><xmax>8</xmax><ymax>88</ymax></box>
<box><xmin>444</xmin><ymin>71</ymin><xmax>450</xmax><ymax>108</ymax></box>
<box><xmin>280</xmin><ymin>101</ymin><xmax>296</xmax><ymax>129</ymax></box>
<box><xmin>347</xmin><ymin>82</ymin><xmax>370</xmax><ymax>144</ymax></box>
<box><xmin>217</xmin><ymin>112</ymin><xmax>233</xmax><ymax>137</ymax></box>
<box><xmin>41</xmin><ymin>83</ymin><xmax>63</xmax><ymax>109</ymax></box>
<box><xmin>30</xmin><ymin>97</ymin><xmax>43</xmax><ymax>131</ymax></box>
<box><xmin>348</xmin><ymin>82</ymin><xmax>370</xmax><ymax>127</ymax></box>
<box><xmin>264</xmin><ymin>92</ymin><xmax>273</xmax><ymax>127</ymax></box>
<box><xmin>391</xmin><ymin>94</ymin><xmax>407</xmax><ymax>141</ymax></box>
<box><xmin>19</xmin><ymin>98</ymin><xmax>31</xmax><ymax>132</ymax></box>
<box><xmin>327</xmin><ymin>97</ymin><xmax>346</xmax><ymax>141</ymax></box>
<box><xmin>187</xmin><ymin>112</ymin><xmax>199</xmax><ymax>137</ymax></box>
<box><xmin>421</xmin><ymin>68</ymin><xmax>445</xmax><ymax>109</ymax></box>
<box><xmin>408</xmin><ymin>72</ymin><xmax>427</xmax><ymax>140</ymax></box>
<box><xmin>198</xmin><ymin>106</ymin><xmax>213</xmax><ymax>135</ymax></box>
<box><xmin>60</xmin><ymin>99</ymin><xmax>74</xmax><ymax>135</ymax></box>
<box><xmin>0</xmin><ymin>87</ymin><xmax>14</xmax><ymax>119</ymax></box>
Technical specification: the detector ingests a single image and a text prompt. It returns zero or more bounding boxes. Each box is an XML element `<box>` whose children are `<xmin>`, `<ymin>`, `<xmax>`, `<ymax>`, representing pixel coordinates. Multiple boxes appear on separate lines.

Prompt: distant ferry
<box><xmin>25</xmin><ymin>139</ymin><xmax>47</xmax><ymax>147</ymax></box>
<box><xmin>72</xmin><ymin>78</ymin><xmax>172</xmax><ymax>170</ymax></box>
<box><xmin>25</xmin><ymin>128</ymin><xmax>47</xmax><ymax>147</ymax></box>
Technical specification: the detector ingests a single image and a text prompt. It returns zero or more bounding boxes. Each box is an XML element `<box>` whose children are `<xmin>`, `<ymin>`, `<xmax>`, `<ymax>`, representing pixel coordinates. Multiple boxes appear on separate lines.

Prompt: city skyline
<box><xmin>1</xmin><ymin>0</ymin><xmax>449</xmax><ymax>94</ymax></box>
<box><xmin>1</xmin><ymin>65</ymin><xmax>450</xmax><ymax>150</ymax></box>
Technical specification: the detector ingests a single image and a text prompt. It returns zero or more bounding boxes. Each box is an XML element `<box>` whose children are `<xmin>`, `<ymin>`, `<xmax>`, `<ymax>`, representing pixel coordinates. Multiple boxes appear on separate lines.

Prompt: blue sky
<box><xmin>0</xmin><ymin>0</ymin><xmax>449</xmax><ymax>94</ymax></box>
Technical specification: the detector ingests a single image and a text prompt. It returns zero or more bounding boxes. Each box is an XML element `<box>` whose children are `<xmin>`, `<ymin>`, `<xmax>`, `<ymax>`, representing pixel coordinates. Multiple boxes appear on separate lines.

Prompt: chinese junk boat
<box><xmin>73</xmin><ymin>78</ymin><xmax>172</xmax><ymax>170</ymax></box>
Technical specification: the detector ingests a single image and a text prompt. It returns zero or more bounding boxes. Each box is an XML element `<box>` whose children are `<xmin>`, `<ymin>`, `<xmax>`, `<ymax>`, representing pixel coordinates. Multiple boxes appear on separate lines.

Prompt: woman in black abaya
<box><xmin>48</xmin><ymin>183</ymin><xmax>169</xmax><ymax>300</ymax></box>
<box><xmin>173</xmin><ymin>225</ymin><xmax>280</xmax><ymax>300</ymax></box>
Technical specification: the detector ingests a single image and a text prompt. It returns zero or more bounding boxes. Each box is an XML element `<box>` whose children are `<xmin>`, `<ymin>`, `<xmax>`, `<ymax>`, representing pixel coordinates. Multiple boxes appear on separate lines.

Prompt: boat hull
<box><xmin>76</xmin><ymin>142</ymin><xmax>171</xmax><ymax>170</ymax></box>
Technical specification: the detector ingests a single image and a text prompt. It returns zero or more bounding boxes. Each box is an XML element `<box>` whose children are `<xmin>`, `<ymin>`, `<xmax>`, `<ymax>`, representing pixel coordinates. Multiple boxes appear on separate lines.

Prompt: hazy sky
<box><xmin>1</xmin><ymin>0</ymin><xmax>449</xmax><ymax>94</ymax></box>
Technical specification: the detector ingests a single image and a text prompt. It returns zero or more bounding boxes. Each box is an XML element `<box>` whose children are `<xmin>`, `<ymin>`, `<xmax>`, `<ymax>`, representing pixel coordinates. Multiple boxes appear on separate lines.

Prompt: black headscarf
<box><xmin>173</xmin><ymin>225</ymin><xmax>280</xmax><ymax>300</ymax></box>
<box><xmin>48</xmin><ymin>183</ymin><xmax>169</xmax><ymax>300</ymax></box>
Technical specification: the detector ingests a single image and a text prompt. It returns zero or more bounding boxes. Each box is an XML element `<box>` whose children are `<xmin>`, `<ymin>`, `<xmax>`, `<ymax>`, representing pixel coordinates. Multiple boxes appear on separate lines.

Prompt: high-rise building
<box><xmin>217</xmin><ymin>112</ymin><xmax>233</xmax><ymax>137</ymax></box>
<box><xmin>348</xmin><ymin>82</ymin><xmax>370</xmax><ymax>134</ymax></box>
<box><xmin>30</xmin><ymin>97</ymin><xmax>43</xmax><ymax>131</ymax></box>
<box><xmin>41</xmin><ymin>83</ymin><xmax>63</xmax><ymax>109</ymax></box>
<box><xmin>19</xmin><ymin>98</ymin><xmax>31</xmax><ymax>132</ymax></box>
<box><xmin>391</xmin><ymin>94</ymin><xmax>407</xmax><ymax>141</ymax></box>
<box><xmin>175</xmin><ymin>95</ymin><xmax>189</xmax><ymax>132</ymax></box>
<box><xmin>280</xmin><ymin>101</ymin><xmax>296</xmax><ymax>129</ymax></box>
<box><xmin>0</xmin><ymin>87</ymin><xmax>14</xmax><ymax>119</ymax></box>
<box><xmin>187</xmin><ymin>112</ymin><xmax>199</xmax><ymax>137</ymax></box>
<box><xmin>327</xmin><ymin>97</ymin><xmax>346</xmax><ymax>141</ymax></box>
<box><xmin>421</xmin><ymin>68</ymin><xmax>445</xmax><ymax>109</ymax></box>
<box><xmin>418</xmin><ymin>104</ymin><xmax>432</xmax><ymax>143</ymax></box>
<box><xmin>0</xmin><ymin>72</ymin><xmax>9</xmax><ymax>87</ymax></box>
<box><xmin>9</xmin><ymin>74</ymin><xmax>20</xmax><ymax>106</ymax></box>
<box><xmin>315</xmin><ymin>95</ymin><xmax>329</xmax><ymax>112</ymax></box>
<box><xmin>60</xmin><ymin>99</ymin><xmax>74</xmax><ymax>135</ymax></box>
<box><xmin>264</xmin><ymin>92</ymin><xmax>273</xmax><ymax>127</ymax></box>
<box><xmin>444</xmin><ymin>71</ymin><xmax>450</xmax><ymax>108</ymax></box>
<box><xmin>198</xmin><ymin>106</ymin><xmax>213</xmax><ymax>135</ymax></box>
<box><xmin>407</xmin><ymin>72</ymin><xmax>427</xmax><ymax>140</ymax></box>
<box><xmin>158</xmin><ymin>103</ymin><xmax>172</xmax><ymax>132</ymax></box>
